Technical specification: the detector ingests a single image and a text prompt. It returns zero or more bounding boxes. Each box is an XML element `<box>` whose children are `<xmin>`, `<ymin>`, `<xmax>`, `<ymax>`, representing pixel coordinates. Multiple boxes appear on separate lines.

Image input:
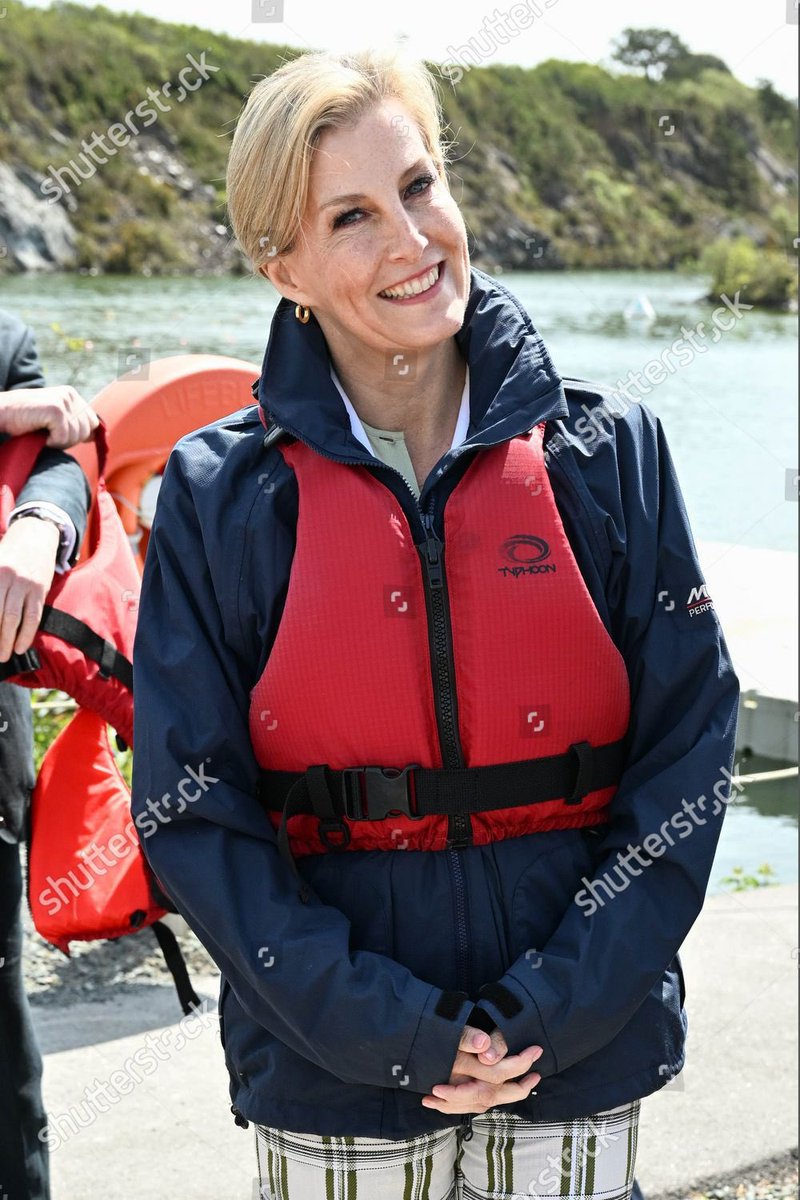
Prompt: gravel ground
<box><xmin>19</xmin><ymin>903</ymin><xmax>798</xmax><ymax>1200</ymax></box>
<box><xmin>654</xmin><ymin>1150</ymin><xmax>798</xmax><ymax>1200</ymax></box>
<box><xmin>21</xmin><ymin>903</ymin><xmax>217</xmax><ymax>1005</ymax></box>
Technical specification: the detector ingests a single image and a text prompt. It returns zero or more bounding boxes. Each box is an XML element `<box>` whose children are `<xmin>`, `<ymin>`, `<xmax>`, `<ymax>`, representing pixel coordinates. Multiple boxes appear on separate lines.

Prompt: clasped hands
<box><xmin>421</xmin><ymin>1024</ymin><xmax>543</xmax><ymax>1116</ymax></box>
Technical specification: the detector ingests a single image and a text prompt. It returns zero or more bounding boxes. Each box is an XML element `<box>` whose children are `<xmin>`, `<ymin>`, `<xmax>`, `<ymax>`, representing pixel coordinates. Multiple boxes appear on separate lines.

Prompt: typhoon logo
<box><xmin>498</xmin><ymin>535</ymin><xmax>556</xmax><ymax>577</ymax></box>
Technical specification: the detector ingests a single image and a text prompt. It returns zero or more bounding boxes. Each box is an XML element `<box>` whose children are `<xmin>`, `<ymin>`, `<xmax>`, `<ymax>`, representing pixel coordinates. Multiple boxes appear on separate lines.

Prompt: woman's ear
<box><xmin>259</xmin><ymin>258</ymin><xmax>310</xmax><ymax>307</ymax></box>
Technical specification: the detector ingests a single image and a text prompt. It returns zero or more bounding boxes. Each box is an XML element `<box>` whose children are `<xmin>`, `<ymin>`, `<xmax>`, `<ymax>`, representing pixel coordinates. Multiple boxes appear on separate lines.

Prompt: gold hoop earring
<box><xmin>295</xmin><ymin>304</ymin><xmax>310</xmax><ymax>324</ymax></box>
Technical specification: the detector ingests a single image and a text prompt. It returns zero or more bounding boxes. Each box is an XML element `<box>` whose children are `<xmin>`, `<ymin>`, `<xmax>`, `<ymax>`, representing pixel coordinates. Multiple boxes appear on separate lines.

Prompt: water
<box><xmin>709</xmin><ymin>754</ymin><xmax>797</xmax><ymax>894</ymax></box>
<box><xmin>2</xmin><ymin>269</ymin><xmax>796</xmax><ymax>887</ymax></box>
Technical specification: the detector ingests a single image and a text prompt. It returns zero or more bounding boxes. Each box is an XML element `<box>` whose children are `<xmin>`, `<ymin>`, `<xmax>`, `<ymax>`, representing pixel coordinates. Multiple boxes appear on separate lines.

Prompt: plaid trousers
<box><xmin>254</xmin><ymin>1099</ymin><xmax>640</xmax><ymax>1200</ymax></box>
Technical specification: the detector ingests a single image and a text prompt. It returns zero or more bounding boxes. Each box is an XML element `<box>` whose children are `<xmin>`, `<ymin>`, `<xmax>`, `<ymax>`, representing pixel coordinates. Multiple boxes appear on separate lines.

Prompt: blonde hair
<box><xmin>226</xmin><ymin>46</ymin><xmax>455</xmax><ymax>272</ymax></box>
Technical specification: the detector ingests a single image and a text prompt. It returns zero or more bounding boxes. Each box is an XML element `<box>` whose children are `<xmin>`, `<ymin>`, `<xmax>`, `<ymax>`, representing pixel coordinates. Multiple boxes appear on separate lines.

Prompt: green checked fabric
<box><xmin>254</xmin><ymin>1100</ymin><xmax>640</xmax><ymax>1199</ymax></box>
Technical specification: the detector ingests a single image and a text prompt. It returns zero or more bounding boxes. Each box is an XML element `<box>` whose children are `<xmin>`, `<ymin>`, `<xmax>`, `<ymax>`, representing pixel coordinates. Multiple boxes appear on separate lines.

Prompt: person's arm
<box><xmin>130</xmin><ymin>437</ymin><xmax>475</xmax><ymax>1094</ymax></box>
<box><xmin>467</xmin><ymin>399</ymin><xmax>740</xmax><ymax>1077</ymax></box>
<box><xmin>6</xmin><ymin>503</ymin><xmax>76</xmax><ymax>575</ymax></box>
<box><xmin>0</xmin><ymin>319</ymin><xmax>45</xmax><ymax>390</ymax></box>
<box><xmin>0</xmin><ymin>515</ymin><xmax>62</xmax><ymax>661</ymax></box>
<box><xmin>0</xmin><ymin>318</ymin><xmax>93</xmax><ymax>564</ymax></box>
<box><xmin>1</xmin><ymin>396</ymin><xmax>94</xmax><ymax>559</ymax></box>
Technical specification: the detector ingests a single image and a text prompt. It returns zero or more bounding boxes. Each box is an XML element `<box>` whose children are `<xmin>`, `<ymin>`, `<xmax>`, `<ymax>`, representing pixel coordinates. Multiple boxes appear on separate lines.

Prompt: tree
<box><xmin>610</xmin><ymin>28</ymin><xmax>690</xmax><ymax>82</ymax></box>
<box><xmin>664</xmin><ymin>52</ymin><xmax>732</xmax><ymax>82</ymax></box>
<box><xmin>755</xmin><ymin>78</ymin><xmax>795</xmax><ymax>126</ymax></box>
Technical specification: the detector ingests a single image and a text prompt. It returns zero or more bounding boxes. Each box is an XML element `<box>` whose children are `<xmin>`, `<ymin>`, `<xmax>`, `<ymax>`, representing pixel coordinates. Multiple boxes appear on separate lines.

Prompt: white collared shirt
<box><xmin>330</xmin><ymin>363</ymin><xmax>471</xmax><ymax>457</ymax></box>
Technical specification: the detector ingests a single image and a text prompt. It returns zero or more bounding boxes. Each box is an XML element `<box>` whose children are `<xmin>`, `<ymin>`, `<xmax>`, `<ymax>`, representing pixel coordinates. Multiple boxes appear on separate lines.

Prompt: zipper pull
<box><xmin>420</xmin><ymin>512</ymin><xmax>443</xmax><ymax>588</ymax></box>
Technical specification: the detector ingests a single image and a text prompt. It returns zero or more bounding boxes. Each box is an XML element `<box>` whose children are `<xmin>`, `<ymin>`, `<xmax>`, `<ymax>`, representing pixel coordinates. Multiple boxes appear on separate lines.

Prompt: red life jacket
<box><xmin>0</xmin><ymin>424</ymin><xmax>199</xmax><ymax>1012</ymax></box>
<box><xmin>0</xmin><ymin>425</ymin><xmax>136</xmax><ymax>745</ymax></box>
<box><xmin>251</xmin><ymin>423</ymin><xmax>631</xmax><ymax>863</ymax></box>
<box><xmin>28</xmin><ymin>706</ymin><xmax>164</xmax><ymax>950</ymax></box>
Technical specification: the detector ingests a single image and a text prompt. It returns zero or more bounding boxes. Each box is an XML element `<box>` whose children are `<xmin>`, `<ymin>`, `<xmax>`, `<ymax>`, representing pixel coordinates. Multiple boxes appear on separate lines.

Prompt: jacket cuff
<box><xmin>402</xmin><ymin>987</ymin><xmax>475</xmax><ymax>1094</ymax></box>
<box><xmin>470</xmin><ymin>977</ymin><xmax>558</xmax><ymax>1078</ymax></box>
<box><xmin>8</xmin><ymin>502</ymin><xmax>77</xmax><ymax>574</ymax></box>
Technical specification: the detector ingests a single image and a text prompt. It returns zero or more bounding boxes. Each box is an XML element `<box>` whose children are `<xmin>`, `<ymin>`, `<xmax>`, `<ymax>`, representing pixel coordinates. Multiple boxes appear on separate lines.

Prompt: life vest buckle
<box><xmin>341</xmin><ymin>764</ymin><xmax>421</xmax><ymax>822</ymax></box>
<box><xmin>318</xmin><ymin>818</ymin><xmax>351</xmax><ymax>849</ymax></box>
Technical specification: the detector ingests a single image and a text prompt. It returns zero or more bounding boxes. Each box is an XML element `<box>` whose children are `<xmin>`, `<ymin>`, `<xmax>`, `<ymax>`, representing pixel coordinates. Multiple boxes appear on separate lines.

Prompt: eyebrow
<box><xmin>318</xmin><ymin>158</ymin><xmax>431</xmax><ymax>213</ymax></box>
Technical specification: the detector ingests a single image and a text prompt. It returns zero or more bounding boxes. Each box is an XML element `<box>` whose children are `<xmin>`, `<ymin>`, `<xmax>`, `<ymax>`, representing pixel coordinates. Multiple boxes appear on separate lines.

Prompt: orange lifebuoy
<box><xmin>67</xmin><ymin>354</ymin><xmax>260</xmax><ymax>572</ymax></box>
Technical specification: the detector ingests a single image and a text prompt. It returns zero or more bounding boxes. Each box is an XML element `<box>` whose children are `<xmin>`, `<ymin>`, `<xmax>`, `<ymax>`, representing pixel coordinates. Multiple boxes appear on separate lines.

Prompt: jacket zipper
<box><xmin>266</xmin><ymin>422</ymin><xmax>474</xmax><ymax>994</ymax></box>
<box><xmin>413</xmin><ymin>497</ymin><xmax>476</xmax><ymax>1148</ymax></box>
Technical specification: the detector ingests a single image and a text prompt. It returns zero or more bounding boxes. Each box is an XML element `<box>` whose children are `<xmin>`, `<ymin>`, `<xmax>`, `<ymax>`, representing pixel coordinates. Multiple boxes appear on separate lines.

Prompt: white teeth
<box><xmin>379</xmin><ymin>263</ymin><xmax>440</xmax><ymax>299</ymax></box>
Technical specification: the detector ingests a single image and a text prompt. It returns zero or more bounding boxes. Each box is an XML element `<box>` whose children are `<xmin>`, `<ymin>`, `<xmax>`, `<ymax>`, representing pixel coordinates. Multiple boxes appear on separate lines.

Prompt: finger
<box><xmin>44</xmin><ymin>412</ymin><xmax>70</xmax><ymax>448</ymax></box>
<box><xmin>458</xmin><ymin>1025</ymin><xmax>491</xmax><ymax>1055</ymax></box>
<box><xmin>421</xmin><ymin>1069</ymin><xmax>543</xmax><ymax>1115</ymax></box>
<box><xmin>77</xmin><ymin>406</ymin><xmax>99</xmax><ymax>443</ymax></box>
<box><xmin>13</xmin><ymin>589</ymin><xmax>44</xmax><ymax>656</ymax></box>
<box><xmin>495</xmin><ymin>1044</ymin><xmax>543</xmax><ymax>1078</ymax></box>
<box><xmin>498</xmin><ymin>1069</ymin><xmax>542</xmax><ymax>1103</ymax></box>
<box><xmin>71</xmin><ymin>389</ymin><xmax>97</xmax><ymax>424</ymax></box>
<box><xmin>0</xmin><ymin>597</ymin><xmax>24</xmax><ymax>661</ymax></box>
<box><xmin>476</xmin><ymin>1028</ymin><xmax>508</xmax><ymax>1064</ymax></box>
<box><xmin>422</xmin><ymin>1079</ymin><xmax>496</xmax><ymax>1112</ymax></box>
<box><xmin>453</xmin><ymin>1043</ymin><xmax>542</xmax><ymax>1085</ymax></box>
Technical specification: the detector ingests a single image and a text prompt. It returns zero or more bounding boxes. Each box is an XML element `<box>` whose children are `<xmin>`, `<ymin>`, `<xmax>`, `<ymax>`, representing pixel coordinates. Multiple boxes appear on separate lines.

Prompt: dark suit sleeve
<box><xmin>2</xmin><ymin>320</ymin><xmax>46</xmax><ymax>390</ymax></box>
<box><xmin>0</xmin><ymin>313</ymin><xmax>92</xmax><ymax>563</ymax></box>
<box><xmin>14</xmin><ymin>454</ymin><xmax>92</xmax><ymax>566</ymax></box>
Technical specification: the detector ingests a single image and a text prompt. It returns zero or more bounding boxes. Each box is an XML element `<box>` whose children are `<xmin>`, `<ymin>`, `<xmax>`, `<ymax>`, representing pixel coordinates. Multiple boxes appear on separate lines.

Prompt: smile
<box><xmin>378</xmin><ymin>262</ymin><xmax>443</xmax><ymax>301</ymax></box>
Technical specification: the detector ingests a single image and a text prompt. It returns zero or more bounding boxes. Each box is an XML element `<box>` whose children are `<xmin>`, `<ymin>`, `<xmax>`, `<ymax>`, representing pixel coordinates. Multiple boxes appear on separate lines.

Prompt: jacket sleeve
<box><xmin>1</xmin><ymin>319</ymin><xmax>46</xmax><ymax>390</ymax></box>
<box><xmin>471</xmin><ymin>399</ymin><xmax>740</xmax><ymax>1077</ymax></box>
<box><xmin>130</xmin><ymin>438</ymin><xmax>475</xmax><ymax>1093</ymax></box>
<box><xmin>0</xmin><ymin>319</ymin><xmax>91</xmax><ymax>563</ymax></box>
<box><xmin>12</xmin><ymin>460</ymin><xmax>90</xmax><ymax>567</ymax></box>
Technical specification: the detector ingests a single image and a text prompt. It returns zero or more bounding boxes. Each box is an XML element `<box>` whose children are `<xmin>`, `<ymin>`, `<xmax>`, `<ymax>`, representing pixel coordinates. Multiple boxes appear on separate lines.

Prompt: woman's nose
<box><xmin>384</xmin><ymin>207</ymin><xmax>429</xmax><ymax>259</ymax></box>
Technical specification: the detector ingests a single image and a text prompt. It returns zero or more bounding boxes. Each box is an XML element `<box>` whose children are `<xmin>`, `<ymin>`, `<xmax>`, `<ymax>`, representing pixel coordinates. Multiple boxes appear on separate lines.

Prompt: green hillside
<box><xmin>0</xmin><ymin>0</ymin><xmax>796</xmax><ymax>288</ymax></box>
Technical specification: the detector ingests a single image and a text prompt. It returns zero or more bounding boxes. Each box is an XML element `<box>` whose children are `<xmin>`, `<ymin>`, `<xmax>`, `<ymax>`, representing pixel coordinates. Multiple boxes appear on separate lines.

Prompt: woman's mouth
<box><xmin>378</xmin><ymin>261</ymin><xmax>445</xmax><ymax>303</ymax></box>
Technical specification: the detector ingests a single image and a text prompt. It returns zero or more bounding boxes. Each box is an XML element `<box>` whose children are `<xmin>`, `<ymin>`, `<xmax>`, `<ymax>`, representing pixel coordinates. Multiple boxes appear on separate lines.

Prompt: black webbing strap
<box><xmin>260</xmin><ymin>739</ymin><xmax>627</xmax><ymax>824</ymax></box>
<box><xmin>0</xmin><ymin>647</ymin><xmax>41</xmax><ymax>680</ymax></box>
<box><xmin>262</xmin><ymin>739</ymin><xmax>627</xmax><ymax>900</ymax></box>
<box><xmin>150</xmin><ymin>920</ymin><xmax>202</xmax><ymax>1015</ymax></box>
<box><xmin>0</xmin><ymin>604</ymin><xmax>133</xmax><ymax>688</ymax></box>
<box><xmin>275</xmin><ymin>769</ymin><xmax>329</xmax><ymax>905</ymax></box>
<box><xmin>40</xmin><ymin>606</ymin><xmax>133</xmax><ymax>688</ymax></box>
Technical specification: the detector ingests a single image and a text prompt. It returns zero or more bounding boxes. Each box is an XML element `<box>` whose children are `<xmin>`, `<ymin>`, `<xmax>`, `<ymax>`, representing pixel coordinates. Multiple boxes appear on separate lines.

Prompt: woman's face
<box><xmin>262</xmin><ymin>98</ymin><xmax>471</xmax><ymax>359</ymax></box>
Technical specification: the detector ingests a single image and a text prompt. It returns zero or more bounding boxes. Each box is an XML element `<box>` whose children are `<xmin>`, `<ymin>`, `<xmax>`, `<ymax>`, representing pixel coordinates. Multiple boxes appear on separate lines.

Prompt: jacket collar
<box><xmin>254</xmin><ymin>266</ymin><xmax>569</xmax><ymax>461</ymax></box>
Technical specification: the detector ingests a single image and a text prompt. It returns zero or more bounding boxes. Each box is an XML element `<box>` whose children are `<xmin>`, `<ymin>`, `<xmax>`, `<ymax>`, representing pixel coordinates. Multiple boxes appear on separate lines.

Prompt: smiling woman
<box><xmin>131</xmin><ymin>43</ymin><xmax>740</xmax><ymax>1200</ymax></box>
<box><xmin>226</xmin><ymin>48</ymin><xmax>472</xmax><ymax>485</ymax></box>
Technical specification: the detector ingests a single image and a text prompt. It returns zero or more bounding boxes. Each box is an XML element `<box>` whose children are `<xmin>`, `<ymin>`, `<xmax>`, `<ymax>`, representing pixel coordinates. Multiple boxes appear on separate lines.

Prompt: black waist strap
<box><xmin>257</xmin><ymin>739</ymin><xmax>627</xmax><ymax>902</ymax></box>
<box><xmin>0</xmin><ymin>605</ymin><xmax>133</xmax><ymax>689</ymax></box>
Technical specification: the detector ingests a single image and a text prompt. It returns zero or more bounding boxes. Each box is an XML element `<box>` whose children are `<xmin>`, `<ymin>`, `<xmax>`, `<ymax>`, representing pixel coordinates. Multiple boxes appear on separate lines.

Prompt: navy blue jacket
<box><xmin>131</xmin><ymin>268</ymin><xmax>740</xmax><ymax>1138</ymax></box>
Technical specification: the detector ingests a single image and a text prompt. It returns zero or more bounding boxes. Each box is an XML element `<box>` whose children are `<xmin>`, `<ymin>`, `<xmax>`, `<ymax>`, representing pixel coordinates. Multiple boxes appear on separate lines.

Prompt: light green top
<box><xmin>359</xmin><ymin>418</ymin><xmax>421</xmax><ymax>498</ymax></box>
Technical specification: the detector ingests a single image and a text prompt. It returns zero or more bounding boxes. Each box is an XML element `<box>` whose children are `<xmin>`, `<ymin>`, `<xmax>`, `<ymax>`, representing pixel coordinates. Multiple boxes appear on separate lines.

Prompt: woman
<box><xmin>131</xmin><ymin>47</ymin><xmax>739</xmax><ymax>1199</ymax></box>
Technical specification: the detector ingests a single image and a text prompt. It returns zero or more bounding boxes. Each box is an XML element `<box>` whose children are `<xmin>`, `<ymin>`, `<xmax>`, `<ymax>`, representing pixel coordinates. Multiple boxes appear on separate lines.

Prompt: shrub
<box><xmin>700</xmin><ymin>235</ymin><xmax>797</xmax><ymax>308</ymax></box>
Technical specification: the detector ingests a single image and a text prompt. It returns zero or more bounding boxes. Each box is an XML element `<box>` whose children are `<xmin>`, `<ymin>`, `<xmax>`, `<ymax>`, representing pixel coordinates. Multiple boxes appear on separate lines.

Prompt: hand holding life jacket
<box><xmin>0</xmin><ymin>423</ymin><xmax>137</xmax><ymax>745</ymax></box>
<box><xmin>0</xmin><ymin>421</ymin><xmax>200</xmax><ymax>1012</ymax></box>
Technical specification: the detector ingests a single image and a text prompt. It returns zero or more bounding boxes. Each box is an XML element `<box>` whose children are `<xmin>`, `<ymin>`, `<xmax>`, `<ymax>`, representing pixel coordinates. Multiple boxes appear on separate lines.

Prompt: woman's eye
<box><xmin>331</xmin><ymin>174</ymin><xmax>436</xmax><ymax>230</ymax></box>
